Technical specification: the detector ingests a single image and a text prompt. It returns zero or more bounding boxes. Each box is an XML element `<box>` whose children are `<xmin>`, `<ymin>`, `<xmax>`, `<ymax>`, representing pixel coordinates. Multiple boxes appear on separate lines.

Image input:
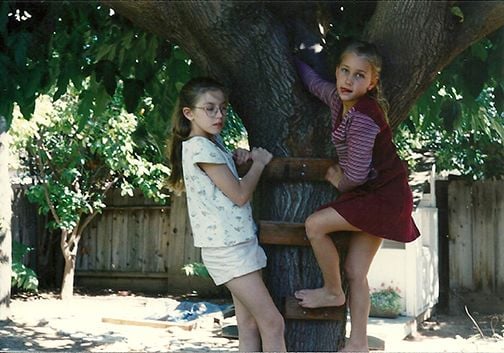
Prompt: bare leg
<box><xmin>230</xmin><ymin>293</ymin><xmax>261</xmax><ymax>351</ymax></box>
<box><xmin>295</xmin><ymin>207</ymin><xmax>360</xmax><ymax>308</ymax></box>
<box><xmin>225</xmin><ymin>270</ymin><xmax>286</xmax><ymax>352</ymax></box>
<box><xmin>341</xmin><ymin>232</ymin><xmax>382</xmax><ymax>353</ymax></box>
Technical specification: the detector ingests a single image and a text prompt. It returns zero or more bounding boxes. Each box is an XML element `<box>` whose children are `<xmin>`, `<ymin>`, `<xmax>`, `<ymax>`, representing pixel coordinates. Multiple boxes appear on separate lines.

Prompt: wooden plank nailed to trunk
<box><xmin>283</xmin><ymin>296</ymin><xmax>345</xmax><ymax>321</ymax></box>
<box><xmin>238</xmin><ymin>157</ymin><xmax>334</xmax><ymax>182</ymax></box>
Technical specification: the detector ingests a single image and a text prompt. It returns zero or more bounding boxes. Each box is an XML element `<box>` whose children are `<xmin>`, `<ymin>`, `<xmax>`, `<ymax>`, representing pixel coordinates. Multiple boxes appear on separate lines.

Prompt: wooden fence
<box><xmin>11</xmin><ymin>185</ymin><xmax>45</xmax><ymax>268</ymax></box>
<box><xmin>11</xmin><ymin>186</ymin><xmax>216</xmax><ymax>294</ymax></box>
<box><xmin>75</xmin><ymin>190</ymin><xmax>216</xmax><ymax>294</ymax></box>
<box><xmin>77</xmin><ymin>190</ymin><xmax>171</xmax><ymax>273</ymax></box>
<box><xmin>447</xmin><ymin>179</ymin><xmax>504</xmax><ymax>293</ymax></box>
<box><xmin>12</xmin><ymin>178</ymin><xmax>504</xmax><ymax>295</ymax></box>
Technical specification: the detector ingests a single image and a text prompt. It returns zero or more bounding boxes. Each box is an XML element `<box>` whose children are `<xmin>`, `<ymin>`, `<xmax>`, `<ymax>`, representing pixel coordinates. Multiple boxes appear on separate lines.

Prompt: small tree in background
<box><xmin>11</xmin><ymin>93</ymin><xmax>169</xmax><ymax>299</ymax></box>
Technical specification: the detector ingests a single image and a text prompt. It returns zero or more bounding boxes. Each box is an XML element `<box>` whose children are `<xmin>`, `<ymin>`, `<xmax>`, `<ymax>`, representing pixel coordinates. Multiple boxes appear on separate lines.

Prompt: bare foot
<box><xmin>340</xmin><ymin>338</ymin><xmax>369</xmax><ymax>353</ymax></box>
<box><xmin>294</xmin><ymin>287</ymin><xmax>345</xmax><ymax>308</ymax></box>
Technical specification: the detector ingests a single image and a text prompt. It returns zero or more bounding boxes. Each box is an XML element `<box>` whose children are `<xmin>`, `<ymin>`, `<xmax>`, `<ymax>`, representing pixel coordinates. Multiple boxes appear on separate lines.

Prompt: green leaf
<box><xmin>182</xmin><ymin>262</ymin><xmax>210</xmax><ymax>278</ymax></box>
<box><xmin>450</xmin><ymin>6</ymin><xmax>464</xmax><ymax>23</ymax></box>
<box><xmin>461</xmin><ymin>58</ymin><xmax>487</xmax><ymax>99</ymax></box>
<box><xmin>440</xmin><ymin>100</ymin><xmax>462</xmax><ymax>131</ymax></box>
<box><xmin>93</xmin><ymin>84</ymin><xmax>111</xmax><ymax>115</ymax></box>
<box><xmin>123</xmin><ymin>79</ymin><xmax>144</xmax><ymax>113</ymax></box>
<box><xmin>53</xmin><ymin>71</ymin><xmax>70</xmax><ymax>102</ymax></box>
<box><xmin>0</xmin><ymin>101</ymin><xmax>14</xmax><ymax>127</ymax></box>
<box><xmin>0</xmin><ymin>1</ymin><xmax>8</xmax><ymax>36</ymax></box>
<box><xmin>18</xmin><ymin>99</ymin><xmax>36</xmax><ymax>118</ymax></box>
<box><xmin>103</xmin><ymin>70</ymin><xmax>118</xmax><ymax>97</ymax></box>
<box><xmin>494</xmin><ymin>84</ymin><xmax>504</xmax><ymax>115</ymax></box>
<box><xmin>470</xmin><ymin>41</ymin><xmax>488</xmax><ymax>62</ymax></box>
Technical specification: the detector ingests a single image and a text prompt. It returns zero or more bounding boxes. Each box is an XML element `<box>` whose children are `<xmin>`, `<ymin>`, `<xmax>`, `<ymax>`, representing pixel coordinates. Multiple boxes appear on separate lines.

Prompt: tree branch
<box><xmin>365</xmin><ymin>1</ymin><xmax>504</xmax><ymax>128</ymax></box>
<box><xmin>447</xmin><ymin>2</ymin><xmax>504</xmax><ymax>64</ymax></box>
<box><xmin>34</xmin><ymin>139</ymin><xmax>61</xmax><ymax>226</ymax></box>
<box><xmin>75</xmin><ymin>176</ymin><xmax>118</xmax><ymax>241</ymax></box>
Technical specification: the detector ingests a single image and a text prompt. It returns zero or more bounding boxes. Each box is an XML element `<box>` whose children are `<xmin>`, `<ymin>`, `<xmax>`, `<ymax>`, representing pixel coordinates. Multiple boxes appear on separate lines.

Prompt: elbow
<box><xmin>234</xmin><ymin>195</ymin><xmax>250</xmax><ymax>207</ymax></box>
<box><xmin>228</xmin><ymin>194</ymin><xmax>250</xmax><ymax>207</ymax></box>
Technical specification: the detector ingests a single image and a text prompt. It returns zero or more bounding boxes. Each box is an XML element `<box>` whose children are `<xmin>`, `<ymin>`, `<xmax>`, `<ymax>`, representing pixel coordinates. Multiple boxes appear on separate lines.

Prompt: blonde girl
<box><xmin>295</xmin><ymin>41</ymin><xmax>420</xmax><ymax>352</ymax></box>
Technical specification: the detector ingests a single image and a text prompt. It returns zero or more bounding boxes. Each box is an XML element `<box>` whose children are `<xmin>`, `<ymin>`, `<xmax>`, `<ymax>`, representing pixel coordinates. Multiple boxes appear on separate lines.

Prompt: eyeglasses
<box><xmin>193</xmin><ymin>105</ymin><xmax>228</xmax><ymax>118</ymax></box>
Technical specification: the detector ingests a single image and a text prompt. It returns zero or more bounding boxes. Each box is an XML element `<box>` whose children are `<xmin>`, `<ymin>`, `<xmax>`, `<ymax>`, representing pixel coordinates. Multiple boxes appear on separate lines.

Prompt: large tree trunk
<box><xmin>0</xmin><ymin>117</ymin><xmax>12</xmax><ymax>320</ymax></box>
<box><xmin>102</xmin><ymin>1</ymin><xmax>504</xmax><ymax>350</ymax></box>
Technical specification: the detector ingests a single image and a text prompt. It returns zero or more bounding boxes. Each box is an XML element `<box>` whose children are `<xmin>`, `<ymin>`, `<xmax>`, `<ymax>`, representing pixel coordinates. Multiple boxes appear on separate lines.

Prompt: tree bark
<box><xmin>60</xmin><ymin>229</ymin><xmax>80</xmax><ymax>300</ymax></box>
<box><xmin>364</xmin><ymin>1</ymin><xmax>504</xmax><ymax>128</ymax></box>
<box><xmin>101</xmin><ymin>1</ymin><xmax>504</xmax><ymax>350</ymax></box>
<box><xmin>0</xmin><ymin>117</ymin><xmax>12</xmax><ymax>320</ymax></box>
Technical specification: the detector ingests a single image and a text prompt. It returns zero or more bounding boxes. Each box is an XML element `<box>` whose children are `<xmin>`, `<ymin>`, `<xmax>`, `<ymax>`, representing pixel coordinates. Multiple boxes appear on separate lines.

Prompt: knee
<box><xmin>305</xmin><ymin>214</ymin><xmax>323</xmax><ymax>241</ymax></box>
<box><xmin>344</xmin><ymin>263</ymin><xmax>367</xmax><ymax>283</ymax></box>
<box><xmin>237</xmin><ymin>314</ymin><xmax>259</xmax><ymax>335</ymax></box>
<box><xmin>263</xmin><ymin>311</ymin><xmax>285</xmax><ymax>336</ymax></box>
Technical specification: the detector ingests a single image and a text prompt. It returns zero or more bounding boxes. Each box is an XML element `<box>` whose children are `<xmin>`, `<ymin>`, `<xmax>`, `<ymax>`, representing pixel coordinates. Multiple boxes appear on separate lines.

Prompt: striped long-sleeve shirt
<box><xmin>296</xmin><ymin>59</ymin><xmax>380</xmax><ymax>192</ymax></box>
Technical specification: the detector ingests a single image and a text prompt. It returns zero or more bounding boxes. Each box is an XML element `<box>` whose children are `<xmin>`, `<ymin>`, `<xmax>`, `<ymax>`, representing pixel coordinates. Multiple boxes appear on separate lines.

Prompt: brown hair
<box><xmin>166</xmin><ymin>77</ymin><xmax>228</xmax><ymax>193</ymax></box>
<box><xmin>340</xmin><ymin>41</ymin><xmax>389</xmax><ymax>121</ymax></box>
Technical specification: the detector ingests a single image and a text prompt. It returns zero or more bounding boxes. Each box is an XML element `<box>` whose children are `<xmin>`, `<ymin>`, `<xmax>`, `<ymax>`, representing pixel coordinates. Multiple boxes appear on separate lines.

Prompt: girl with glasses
<box><xmin>167</xmin><ymin>77</ymin><xmax>286</xmax><ymax>352</ymax></box>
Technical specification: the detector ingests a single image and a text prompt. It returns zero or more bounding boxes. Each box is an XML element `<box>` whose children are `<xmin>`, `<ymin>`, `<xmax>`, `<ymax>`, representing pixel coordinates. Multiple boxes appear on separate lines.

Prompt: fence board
<box><xmin>142</xmin><ymin>209</ymin><xmax>156</xmax><ymax>271</ymax></box>
<box><xmin>126</xmin><ymin>210</ymin><xmax>143</xmax><ymax>271</ymax></box>
<box><xmin>78</xmin><ymin>219</ymin><xmax>96</xmax><ymax>270</ymax></box>
<box><xmin>159</xmin><ymin>207</ymin><xmax>170</xmax><ymax>273</ymax></box>
<box><xmin>168</xmin><ymin>194</ymin><xmax>192</xmax><ymax>275</ymax></box>
<box><xmin>111</xmin><ymin>210</ymin><xmax>126</xmax><ymax>270</ymax></box>
<box><xmin>11</xmin><ymin>185</ymin><xmax>39</xmax><ymax>267</ymax></box>
<box><xmin>97</xmin><ymin>211</ymin><xmax>113</xmax><ymax>270</ymax></box>
<box><xmin>448</xmin><ymin>181</ymin><xmax>474</xmax><ymax>289</ymax></box>
<box><xmin>147</xmin><ymin>210</ymin><xmax>157</xmax><ymax>272</ymax></box>
<box><xmin>472</xmin><ymin>182</ymin><xmax>496</xmax><ymax>292</ymax></box>
<box><xmin>448</xmin><ymin>179</ymin><xmax>504</xmax><ymax>293</ymax></box>
<box><xmin>496</xmin><ymin>182</ymin><xmax>504</xmax><ymax>292</ymax></box>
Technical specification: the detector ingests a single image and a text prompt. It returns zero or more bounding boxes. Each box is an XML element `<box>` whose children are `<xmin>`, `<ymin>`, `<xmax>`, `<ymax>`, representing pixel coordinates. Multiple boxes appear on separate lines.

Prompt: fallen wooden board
<box><xmin>102</xmin><ymin>317</ymin><xmax>196</xmax><ymax>331</ymax></box>
<box><xmin>221</xmin><ymin>324</ymin><xmax>239</xmax><ymax>339</ymax></box>
<box><xmin>368</xmin><ymin>335</ymin><xmax>385</xmax><ymax>351</ymax></box>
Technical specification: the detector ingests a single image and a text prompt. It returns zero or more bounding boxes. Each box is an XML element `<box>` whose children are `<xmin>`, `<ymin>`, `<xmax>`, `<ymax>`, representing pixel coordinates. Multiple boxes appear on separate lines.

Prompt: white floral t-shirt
<box><xmin>182</xmin><ymin>136</ymin><xmax>257</xmax><ymax>248</ymax></box>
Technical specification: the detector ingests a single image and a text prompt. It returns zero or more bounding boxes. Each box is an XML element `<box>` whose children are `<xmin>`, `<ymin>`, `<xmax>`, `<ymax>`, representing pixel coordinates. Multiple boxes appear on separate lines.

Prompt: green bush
<box><xmin>11</xmin><ymin>240</ymin><xmax>39</xmax><ymax>292</ymax></box>
<box><xmin>369</xmin><ymin>286</ymin><xmax>401</xmax><ymax>318</ymax></box>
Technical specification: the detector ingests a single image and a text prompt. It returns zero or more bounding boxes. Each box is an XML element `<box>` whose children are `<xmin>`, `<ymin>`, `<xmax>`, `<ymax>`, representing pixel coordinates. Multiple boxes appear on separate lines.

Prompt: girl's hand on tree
<box><xmin>325</xmin><ymin>164</ymin><xmax>343</xmax><ymax>188</ymax></box>
<box><xmin>233</xmin><ymin>148</ymin><xmax>251</xmax><ymax>165</ymax></box>
<box><xmin>251</xmin><ymin>147</ymin><xmax>273</xmax><ymax>167</ymax></box>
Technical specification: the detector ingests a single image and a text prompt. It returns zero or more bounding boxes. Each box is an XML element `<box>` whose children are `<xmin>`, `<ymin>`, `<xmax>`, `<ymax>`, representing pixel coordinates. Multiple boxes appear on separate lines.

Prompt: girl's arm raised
<box><xmin>199</xmin><ymin>147</ymin><xmax>272</xmax><ymax>206</ymax></box>
<box><xmin>295</xmin><ymin>57</ymin><xmax>336</xmax><ymax>107</ymax></box>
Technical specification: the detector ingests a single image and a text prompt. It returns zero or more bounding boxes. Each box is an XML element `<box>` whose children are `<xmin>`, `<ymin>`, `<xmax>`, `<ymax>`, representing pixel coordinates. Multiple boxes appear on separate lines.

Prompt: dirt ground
<box><xmin>1</xmin><ymin>289</ymin><xmax>503</xmax><ymax>352</ymax></box>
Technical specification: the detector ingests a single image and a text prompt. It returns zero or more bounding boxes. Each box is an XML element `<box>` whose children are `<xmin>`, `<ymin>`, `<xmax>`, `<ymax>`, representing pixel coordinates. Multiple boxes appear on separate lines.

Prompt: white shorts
<box><xmin>201</xmin><ymin>237</ymin><xmax>267</xmax><ymax>286</ymax></box>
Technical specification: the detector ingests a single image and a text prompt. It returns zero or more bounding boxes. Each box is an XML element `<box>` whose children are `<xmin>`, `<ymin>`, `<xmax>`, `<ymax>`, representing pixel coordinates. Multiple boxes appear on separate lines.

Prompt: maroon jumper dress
<box><xmin>321</xmin><ymin>96</ymin><xmax>420</xmax><ymax>243</ymax></box>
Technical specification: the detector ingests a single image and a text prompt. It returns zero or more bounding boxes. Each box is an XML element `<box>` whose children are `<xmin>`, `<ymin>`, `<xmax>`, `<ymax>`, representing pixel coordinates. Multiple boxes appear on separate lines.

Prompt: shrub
<box><xmin>369</xmin><ymin>285</ymin><xmax>401</xmax><ymax>318</ymax></box>
<box><xmin>11</xmin><ymin>240</ymin><xmax>39</xmax><ymax>292</ymax></box>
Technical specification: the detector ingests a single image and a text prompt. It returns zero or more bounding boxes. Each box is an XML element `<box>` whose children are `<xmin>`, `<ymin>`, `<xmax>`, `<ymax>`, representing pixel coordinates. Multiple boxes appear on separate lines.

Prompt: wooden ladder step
<box><xmin>283</xmin><ymin>296</ymin><xmax>345</xmax><ymax>321</ymax></box>
<box><xmin>259</xmin><ymin>221</ymin><xmax>351</xmax><ymax>248</ymax></box>
<box><xmin>238</xmin><ymin>157</ymin><xmax>334</xmax><ymax>181</ymax></box>
<box><xmin>259</xmin><ymin>221</ymin><xmax>310</xmax><ymax>246</ymax></box>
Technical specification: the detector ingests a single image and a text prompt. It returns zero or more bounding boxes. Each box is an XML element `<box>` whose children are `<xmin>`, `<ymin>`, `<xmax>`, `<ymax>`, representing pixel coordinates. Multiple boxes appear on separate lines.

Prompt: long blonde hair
<box><xmin>166</xmin><ymin>77</ymin><xmax>228</xmax><ymax>193</ymax></box>
<box><xmin>340</xmin><ymin>41</ymin><xmax>389</xmax><ymax>121</ymax></box>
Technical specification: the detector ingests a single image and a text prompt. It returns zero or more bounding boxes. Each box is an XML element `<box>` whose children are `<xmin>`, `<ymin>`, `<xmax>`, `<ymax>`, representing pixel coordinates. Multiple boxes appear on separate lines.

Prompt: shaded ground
<box><xmin>1</xmin><ymin>289</ymin><xmax>503</xmax><ymax>352</ymax></box>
